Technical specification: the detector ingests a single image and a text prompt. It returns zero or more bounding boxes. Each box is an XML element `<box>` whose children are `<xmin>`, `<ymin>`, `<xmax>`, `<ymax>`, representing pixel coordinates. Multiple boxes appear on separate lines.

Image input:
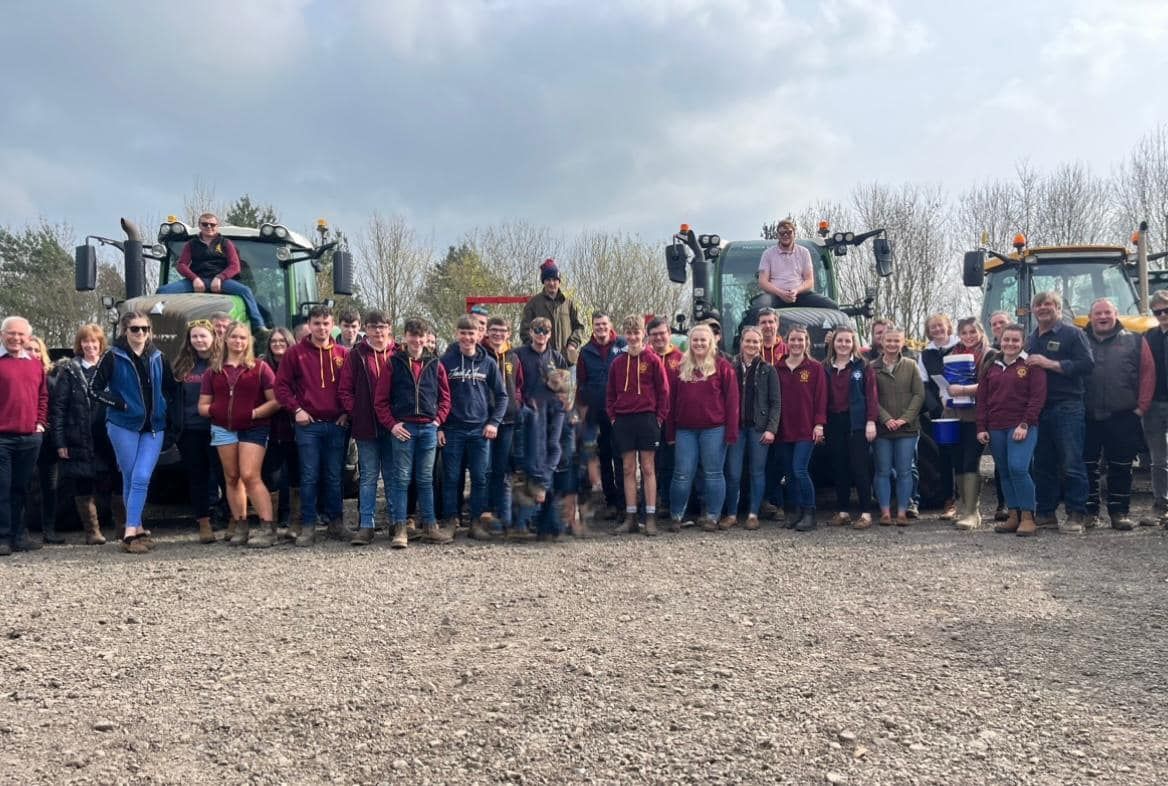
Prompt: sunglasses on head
<box><xmin>532</xmin><ymin>327</ymin><xmax>550</xmax><ymax>335</ymax></box>
<box><xmin>127</xmin><ymin>325</ymin><xmax>150</xmax><ymax>334</ymax></box>
<box><xmin>187</xmin><ymin>318</ymin><xmax>213</xmax><ymax>330</ymax></box>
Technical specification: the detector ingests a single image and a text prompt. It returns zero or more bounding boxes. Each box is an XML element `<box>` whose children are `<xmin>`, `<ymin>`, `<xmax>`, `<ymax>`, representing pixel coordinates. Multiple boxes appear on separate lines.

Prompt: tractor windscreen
<box><xmin>162</xmin><ymin>239</ymin><xmax>297</xmax><ymax>327</ymax></box>
<box><xmin>984</xmin><ymin>261</ymin><xmax>1138</xmax><ymax>322</ymax></box>
<box><xmin>716</xmin><ymin>241</ymin><xmax>833</xmax><ymax>332</ymax></box>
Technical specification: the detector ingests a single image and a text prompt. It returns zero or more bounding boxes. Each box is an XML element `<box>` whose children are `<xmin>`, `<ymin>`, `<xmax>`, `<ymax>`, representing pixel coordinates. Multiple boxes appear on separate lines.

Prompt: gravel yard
<box><xmin>3</xmin><ymin>486</ymin><xmax>1168</xmax><ymax>785</ymax></box>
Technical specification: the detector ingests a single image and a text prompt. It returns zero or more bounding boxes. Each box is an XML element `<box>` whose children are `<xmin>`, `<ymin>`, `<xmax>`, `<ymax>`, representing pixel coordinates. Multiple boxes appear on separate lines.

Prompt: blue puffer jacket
<box><xmin>96</xmin><ymin>343</ymin><xmax>170</xmax><ymax>433</ymax></box>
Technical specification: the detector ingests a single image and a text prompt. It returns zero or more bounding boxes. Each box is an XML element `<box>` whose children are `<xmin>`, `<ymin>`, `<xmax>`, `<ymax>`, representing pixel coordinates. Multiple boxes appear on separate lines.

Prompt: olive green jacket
<box><xmin>872</xmin><ymin>354</ymin><xmax>924</xmax><ymax>438</ymax></box>
<box><xmin>520</xmin><ymin>291</ymin><xmax>585</xmax><ymax>364</ymax></box>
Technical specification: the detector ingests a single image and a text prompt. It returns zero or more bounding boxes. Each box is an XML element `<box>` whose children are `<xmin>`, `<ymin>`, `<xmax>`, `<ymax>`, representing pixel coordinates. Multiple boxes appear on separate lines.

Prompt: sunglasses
<box><xmin>777</xmin><ymin>230</ymin><xmax>793</xmax><ymax>236</ymax></box>
<box><xmin>532</xmin><ymin>327</ymin><xmax>550</xmax><ymax>335</ymax></box>
<box><xmin>1154</xmin><ymin>308</ymin><xmax>1168</xmax><ymax>317</ymax></box>
<box><xmin>200</xmin><ymin>222</ymin><xmax>218</xmax><ymax>228</ymax></box>
<box><xmin>127</xmin><ymin>325</ymin><xmax>150</xmax><ymax>334</ymax></box>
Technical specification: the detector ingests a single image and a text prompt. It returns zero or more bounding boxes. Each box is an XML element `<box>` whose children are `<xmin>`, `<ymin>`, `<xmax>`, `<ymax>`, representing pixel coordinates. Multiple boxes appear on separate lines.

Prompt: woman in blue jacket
<box><xmin>90</xmin><ymin>311</ymin><xmax>177</xmax><ymax>553</ymax></box>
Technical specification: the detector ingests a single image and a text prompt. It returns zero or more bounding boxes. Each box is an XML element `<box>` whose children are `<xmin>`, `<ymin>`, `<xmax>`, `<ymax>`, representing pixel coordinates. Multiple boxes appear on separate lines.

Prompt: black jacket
<box><xmin>51</xmin><ymin>358</ymin><xmax>114</xmax><ymax>479</ymax></box>
<box><xmin>735</xmin><ymin>356</ymin><xmax>781</xmax><ymax>433</ymax></box>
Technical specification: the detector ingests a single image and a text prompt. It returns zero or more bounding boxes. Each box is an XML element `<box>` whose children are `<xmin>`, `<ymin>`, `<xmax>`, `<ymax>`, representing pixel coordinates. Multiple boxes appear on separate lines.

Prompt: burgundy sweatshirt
<box><xmin>775</xmin><ymin>356</ymin><xmax>828</xmax><ymax>442</ymax></box>
<box><xmin>976</xmin><ymin>354</ymin><xmax>1048</xmax><ymax>432</ymax></box>
<box><xmin>825</xmin><ymin>361</ymin><xmax>880</xmax><ymax>422</ymax></box>
<box><xmin>274</xmin><ymin>336</ymin><xmax>349</xmax><ymax>421</ymax></box>
<box><xmin>667</xmin><ymin>356</ymin><xmax>739</xmax><ymax>444</ymax></box>
<box><xmin>606</xmin><ymin>349</ymin><xmax>670</xmax><ymax>420</ymax></box>
<box><xmin>0</xmin><ymin>352</ymin><xmax>48</xmax><ymax>433</ymax></box>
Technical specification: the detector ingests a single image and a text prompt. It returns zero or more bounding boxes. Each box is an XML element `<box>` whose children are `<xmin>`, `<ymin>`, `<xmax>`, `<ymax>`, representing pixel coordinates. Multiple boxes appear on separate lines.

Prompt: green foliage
<box><xmin>223</xmin><ymin>194</ymin><xmax>278</xmax><ymax>228</ymax></box>
<box><xmin>0</xmin><ymin>223</ymin><xmax>110</xmax><ymax>348</ymax></box>
<box><xmin>418</xmin><ymin>243</ymin><xmax>509</xmax><ymax>339</ymax></box>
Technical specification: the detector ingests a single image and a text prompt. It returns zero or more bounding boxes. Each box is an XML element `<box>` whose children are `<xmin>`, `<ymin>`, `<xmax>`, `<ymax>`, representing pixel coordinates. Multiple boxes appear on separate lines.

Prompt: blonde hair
<box><xmin>925</xmin><ymin>313</ymin><xmax>953</xmax><ymax>337</ymax></box>
<box><xmin>26</xmin><ymin>336</ymin><xmax>51</xmax><ymax>372</ymax></box>
<box><xmin>679</xmin><ymin>324</ymin><xmax>717</xmax><ymax>382</ymax></box>
<box><xmin>212</xmin><ymin>321</ymin><xmax>256</xmax><ymax>372</ymax></box>
<box><xmin>621</xmin><ymin>314</ymin><xmax>644</xmax><ymax>335</ymax></box>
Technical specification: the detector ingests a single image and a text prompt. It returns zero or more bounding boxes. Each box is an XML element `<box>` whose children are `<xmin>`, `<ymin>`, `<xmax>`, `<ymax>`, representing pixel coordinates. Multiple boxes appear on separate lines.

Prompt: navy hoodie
<box><xmin>440</xmin><ymin>343</ymin><xmax>508</xmax><ymax>429</ymax></box>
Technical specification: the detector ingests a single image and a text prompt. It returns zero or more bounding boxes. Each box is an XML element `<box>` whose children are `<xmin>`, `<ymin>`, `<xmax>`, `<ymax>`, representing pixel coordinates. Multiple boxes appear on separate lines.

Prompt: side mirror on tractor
<box><xmin>75</xmin><ymin>245</ymin><xmax>97</xmax><ymax>291</ymax></box>
<box><xmin>332</xmin><ymin>250</ymin><xmax>354</xmax><ymax>296</ymax></box>
<box><xmin>665</xmin><ymin>241</ymin><xmax>690</xmax><ymax>284</ymax></box>
<box><xmin>962</xmin><ymin>250</ymin><xmax>986</xmax><ymax>287</ymax></box>
<box><xmin>872</xmin><ymin>237</ymin><xmax>893</xmax><ymax>278</ymax></box>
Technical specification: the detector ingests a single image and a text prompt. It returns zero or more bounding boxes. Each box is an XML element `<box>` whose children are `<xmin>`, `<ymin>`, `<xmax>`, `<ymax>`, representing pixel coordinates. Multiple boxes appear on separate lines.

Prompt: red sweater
<box><xmin>667</xmin><ymin>356</ymin><xmax>739</xmax><ymax>443</ymax></box>
<box><xmin>0</xmin><ymin>353</ymin><xmax>48</xmax><ymax>433</ymax></box>
<box><xmin>655</xmin><ymin>345</ymin><xmax>683</xmax><ymax>378</ymax></box>
<box><xmin>606</xmin><ymin>349</ymin><xmax>670</xmax><ymax>420</ymax></box>
<box><xmin>274</xmin><ymin>336</ymin><xmax>349</xmax><ymax>421</ymax></box>
<box><xmin>760</xmin><ymin>339</ymin><xmax>787</xmax><ymax>366</ymax></box>
<box><xmin>976</xmin><ymin>354</ymin><xmax>1048</xmax><ymax>432</ymax></box>
<box><xmin>775</xmin><ymin>356</ymin><xmax>828</xmax><ymax>442</ymax></box>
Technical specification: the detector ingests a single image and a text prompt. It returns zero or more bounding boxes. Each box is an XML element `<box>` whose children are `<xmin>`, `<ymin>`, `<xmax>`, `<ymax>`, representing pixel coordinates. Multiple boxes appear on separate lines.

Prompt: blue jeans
<box><xmin>442</xmin><ymin>425</ymin><xmax>489</xmax><ymax>520</ymax></box>
<box><xmin>670</xmin><ymin>426</ymin><xmax>727</xmax><ymax>521</ymax></box>
<box><xmin>874</xmin><ymin>436</ymin><xmax>918</xmax><ymax>512</ymax></box>
<box><xmin>989</xmin><ymin>426</ymin><xmax>1039</xmax><ymax>511</ymax></box>
<box><xmin>0</xmin><ymin>433</ymin><xmax>41</xmax><ymax>540</ymax></box>
<box><xmin>356</xmin><ymin>434</ymin><xmax>395</xmax><ymax>528</ymax></box>
<box><xmin>488</xmin><ymin>424</ymin><xmax>515</xmax><ymax>528</ymax></box>
<box><xmin>106</xmin><ymin>424</ymin><xmax>165</xmax><ymax>528</ymax></box>
<box><xmin>776</xmin><ymin>440</ymin><xmax>815</xmax><ymax>510</ymax></box>
<box><xmin>1034</xmin><ymin>399</ymin><xmax>1088</xmax><ymax>515</ymax></box>
<box><xmin>723</xmin><ymin>427</ymin><xmax>769</xmax><ymax>516</ymax></box>
<box><xmin>392</xmin><ymin>423</ymin><xmax>437</xmax><ymax>525</ymax></box>
<box><xmin>157</xmin><ymin>277</ymin><xmax>267</xmax><ymax>329</ymax></box>
<box><xmin>294</xmin><ymin>420</ymin><xmax>346</xmax><ymax>526</ymax></box>
<box><xmin>765</xmin><ymin>443</ymin><xmax>785</xmax><ymax>508</ymax></box>
<box><xmin>522</xmin><ymin>401</ymin><xmax>564</xmax><ymax>489</ymax></box>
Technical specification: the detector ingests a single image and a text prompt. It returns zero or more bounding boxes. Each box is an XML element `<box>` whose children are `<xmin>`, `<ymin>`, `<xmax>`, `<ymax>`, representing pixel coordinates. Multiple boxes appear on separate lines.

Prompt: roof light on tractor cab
<box><xmin>166</xmin><ymin>215</ymin><xmax>178</xmax><ymax>223</ymax></box>
<box><xmin>818</xmin><ymin>220</ymin><xmax>830</xmax><ymax>237</ymax></box>
<box><xmin>1013</xmin><ymin>233</ymin><xmax>1026</xmax><ymax>250</ymax></box>
<box><xmin>708</xmin><ymin>234</ymin><xmax>720</xmax><ymax>246</ymax></box>
<box><xmin>833</xmin><ymin>232</ymin><xmax>846</xmax><ymax>244</ymax></box>
<box><xmin>259</xmin><ymin>223</ymin><xmax>274</xmax><ymax>238</ymax></box>
<box><xmin>844</xmin><ymin>232</ymin><xmax>855</xmax><ymax>243</ymax></box>
<box><xmin>680</xmin><ymin>224</ymin><xmax>690</xmax><ymax>233</ymax></box>
<box><xmin>1131</xmin><ymin>230</ymin><xmax>1141</xmax><ymax>246</ymax></box>
<box><xmin>273</xmin><ymin>225</ymin><xmax>289</xmax><ymax>240</ymax></box>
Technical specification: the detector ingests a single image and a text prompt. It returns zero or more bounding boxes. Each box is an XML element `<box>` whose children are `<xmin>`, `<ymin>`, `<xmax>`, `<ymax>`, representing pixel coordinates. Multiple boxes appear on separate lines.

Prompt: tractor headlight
<box><xmin>259</xmin><ymin>224</ymin><xmax>275</xmax><ymax>238</ymax></box>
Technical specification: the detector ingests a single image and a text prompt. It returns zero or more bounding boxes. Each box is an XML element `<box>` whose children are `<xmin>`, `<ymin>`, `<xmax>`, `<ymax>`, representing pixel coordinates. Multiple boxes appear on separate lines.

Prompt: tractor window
<box><xmin>1030</xmin><ymin>263</ymin><xmax>1138</xmax><ymax>321</ymax></box>
<box><xmin>983</xmin><ymin>269</ymin><xmax>1019</xmax><ymax>320</ymax></box>
<box><xmin>163</xmin><ymin>238</ymin><xmax>286</xmax><ymax>327</ymax></box>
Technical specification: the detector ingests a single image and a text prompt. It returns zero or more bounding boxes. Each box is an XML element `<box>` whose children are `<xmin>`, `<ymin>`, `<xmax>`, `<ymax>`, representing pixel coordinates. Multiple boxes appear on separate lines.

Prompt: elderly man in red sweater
<box><xmin>0</xmin><ymin>316</ymin><xmax>49</xmax><ymax>555</ymax></box>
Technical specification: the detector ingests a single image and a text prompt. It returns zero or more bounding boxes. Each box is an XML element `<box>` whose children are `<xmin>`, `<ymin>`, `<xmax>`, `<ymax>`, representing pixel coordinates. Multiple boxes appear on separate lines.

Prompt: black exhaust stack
<box><xmin>121</xmin><ymin>218</ymin><xmax>146</xmax><ymax>299</ymax></box>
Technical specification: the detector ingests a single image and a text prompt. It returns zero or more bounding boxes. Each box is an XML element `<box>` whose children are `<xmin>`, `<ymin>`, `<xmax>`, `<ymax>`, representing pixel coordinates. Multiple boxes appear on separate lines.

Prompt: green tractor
<box><xmin>664</xmin><ymin>222</ymin><xmax>893</xmax><ymax>356</ymax></box>
<box><xmin>74</xmin><ymin>216</ymin><xmax>353</xmax><ymax>356</ymax></box>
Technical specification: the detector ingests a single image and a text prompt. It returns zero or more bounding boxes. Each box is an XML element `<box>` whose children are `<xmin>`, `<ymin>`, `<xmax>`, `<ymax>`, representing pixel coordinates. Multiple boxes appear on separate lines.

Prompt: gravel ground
<box><xmin>3</xmin><ymin>480</ymin><xmax>1168</xmax><ymax>786</ymax></box>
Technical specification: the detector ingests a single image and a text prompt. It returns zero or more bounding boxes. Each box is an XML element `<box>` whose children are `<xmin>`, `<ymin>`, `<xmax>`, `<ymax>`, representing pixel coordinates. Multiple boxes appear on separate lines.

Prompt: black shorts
<box><xmin>612</xmin><ymin>412</ymin><xmax>661</xmax><ymax>454</ymax></box>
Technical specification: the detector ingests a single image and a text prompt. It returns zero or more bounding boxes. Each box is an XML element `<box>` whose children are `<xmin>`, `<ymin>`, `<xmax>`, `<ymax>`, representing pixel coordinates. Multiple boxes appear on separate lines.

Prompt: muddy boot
<box><xmin>196</xmin><ymin>517</ymin><xmax>216</xmax><ymax>544</ymax></box>
<box><xmin>228</xmin><ymin>519</ymin><xmax>249</xmax><ymax>546</ymax></box>
<box><xmin>994</xmin><ymin>510</ymin><xmax>1020</xmax><ymax>534</ymax></box>
<box><xmin>794</xmin><ymin>509</ymin><xmax>817</xmax><ymax>532</ymax></box>
<box><xmin>75</xmin><ymin>496</ymin><xmax>106</xmax><ymax>545</ymax></box>
<box><xmin>326</xmin><ymin>517</ymin><xmax>352</xmax><ymax>541</ymax></box>
<box><xmin>390</xmin><ymin>523</ymin><xmax>408</xmax><ymax>549</ymax></box>
<box><xmin>644</xmin><ymin>514</ymin><xmax>659</xmax><ymax>537</ymax></box>
<box><xmin>249</xmin><ymin>521</ymin><xmax>277</xmax><ymax>549</ymax></box>
<box><xmin>469</xmin><ymin>518</ymin><xmax>495</xmax><ymax>541</ymax></box>
<box><xmin>283</xmin><ymin>490</ymin><xmax>302</xmax><ymax>541</ymax></box>
<box><xmin>611</xmin><ymin>513</ymin><xmax>638</xmax><ymax>535</ymax></box>
<box><xmin>295</xmin><ymin>525</ymin><xmax>316</xmax><ymax>547</ymax></box>
<box><xmin>422</xmin><ymin>522</ymin><xmax>454</xmax><ymax>544</ymax></box>
<box><xmin>955</xmin><ymin>474</ymin><xmax>982</xmax><ymax>531</ymax></box>
<box><xmin>350</xmin><ymin>527</ymin><xmax>374</xmax><ymax>546</ymax></box>
<box><xmin>1017</xmin><ymin>510</ymin><xmax>1037</xmax><ymax>537</ymax></box>
<box><xmin>222</xmin><ymin>517</ymin><xmax>237</xmax><ymax>543</ymax></box>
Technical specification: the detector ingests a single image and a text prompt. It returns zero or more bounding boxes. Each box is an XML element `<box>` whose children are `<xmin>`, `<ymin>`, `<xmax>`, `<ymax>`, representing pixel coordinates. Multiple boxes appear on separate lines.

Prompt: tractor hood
<box><xmin>772</xmin><ymin>306</ymin><xmax>853</xmax><ymax>360</ymax></box>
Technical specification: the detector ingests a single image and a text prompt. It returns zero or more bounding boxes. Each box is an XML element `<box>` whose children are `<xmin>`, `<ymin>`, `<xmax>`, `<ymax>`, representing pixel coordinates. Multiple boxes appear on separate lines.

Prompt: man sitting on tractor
<box><xmin>156</xmin><ymin>212</ymin><xmax>268</xmax><ymax>330</ymax></box>
<box><xmin>757</xmin><ymin>218</ymin><xmax>836</xmax><ymax>310</ymax></box>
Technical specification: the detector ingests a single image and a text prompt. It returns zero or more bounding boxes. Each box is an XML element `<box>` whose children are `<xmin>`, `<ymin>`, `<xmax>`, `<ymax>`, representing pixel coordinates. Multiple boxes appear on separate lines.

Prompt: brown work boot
<box><xmin>878</xmin><ymin>512</ymin><xmax>893</xmax><ymax>526</ymax></box>
<box><xmin>120</xmin><ymin>536</ymin><xmax>150</xmax><ymax>554</ymax></box>
<box><xmin>74</xmin><ymin>496</ymin><xmax>106</xmax><ymax>545</ymax></box>
<box><xmin>294</xmin><ymin>525</ymin><xmax>316</xmax><ymax>548</ymax></box>
<box><xmin>744</xmin><ymin>514</ymin><xmax>761</xmax><ymax>531</ymax></box>
<box><xmin>249</xmin><ymin>521</ymin><xmax>278</xmax><ymax>548</ymax></box>
<box><xmin>994</xmin><ymin>510</ymin><xmax>1020</xmax><ymax>534</ymax></box>
<box><xmin>229</xmin><ymin>519</ymin><xmax>249</xmax><ymax>546</ymax></box>
<box><xmin>326</xmin><ymin>517</ymin><xmax>352</xmax><ymax>541</ymax></box>
<box><xmin>1017</xmin><ymin>511</ymin><xmax>1037</xmax><ymax>537</ymax></box>
<box><xmin>668</xmin><ymin>518</ymin><xmax>683</xmax><ymax>533</ymax></box>
<box><xmin>469</xmin><ymin>519</ymin><xmax>495</xmax><ymax>541</ymax></box>
<box><xmin>222</xmin><ymin>517</ymin><xmax>237</xmax><ymax>543</ymax></box>
<box><xmin>701</xmin><ymin>517</ymin><xmax>718</xmax><ymax>532</ymax></box>
<box><xmin>853</xmin><ymin>512</ymin><xmax>873</xmax><ymax>529</ymax></box>
<box><xmin>829</xmin><ymin>512</ymin><xmax>852</xmax><ymax>527</ymax></box>
<box><xmin>939</xmin><ymin>498</ymin><xmax>957</xmax><ymax>521</ymax></box>
<box><xmin>422</xmin><ymin>523</ymin><xmax>454</xmax><ymax>544</ymax></box>
<box><xmin>390</xmin><ymin>523</ymin><xmax>408</xmax><ymax>549</ymax></box>
<box><xmin>196</xmin><ymin>517</ymin><xmax>216</xmax><ymax>544</ymax></box>
<box><xmin>894</xmin><ymin>515</ymin><xmax>910</xmax><ymax>527</ymax></box>
<box><xmin>350</xmin><ymin>527</ymin><xmax>374</xmax><ymax>546</ymax></box>
<box><xmin>611</xmin><ymin>513</ymin><xmax>638</xmax><ymax>535</ymax></box>
<box><xmin>717</xmin><ymin>515</ymin><xmax>737</xmax><ymax>531</ymax></box>
<box><xmin>644</xmin><ymin>515</ymin><xmax>659</xmax><ymax>537</ymax></box>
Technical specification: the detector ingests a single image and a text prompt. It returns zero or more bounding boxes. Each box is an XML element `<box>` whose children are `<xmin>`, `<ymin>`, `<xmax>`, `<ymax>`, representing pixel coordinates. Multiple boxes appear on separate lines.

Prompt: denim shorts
<box><xmin>211</xmin><ymin>424</ymin><xmax>270</xmax><ymax>447</ymax></box>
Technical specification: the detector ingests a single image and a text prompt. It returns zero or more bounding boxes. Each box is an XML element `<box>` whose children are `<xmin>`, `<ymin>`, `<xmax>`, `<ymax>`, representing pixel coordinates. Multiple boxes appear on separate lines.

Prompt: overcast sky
<box><xmin>2</xmin><ymin>0</ymin><xmax>1166</xmax><ymax>255</ymax></box>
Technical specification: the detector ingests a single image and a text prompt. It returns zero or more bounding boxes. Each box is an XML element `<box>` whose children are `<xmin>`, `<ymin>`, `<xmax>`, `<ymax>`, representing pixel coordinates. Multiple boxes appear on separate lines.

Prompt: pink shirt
<box><xmin>758</xmin><ymin>243</ymin><xmax>812</xmax><ymax>292</ymax></box>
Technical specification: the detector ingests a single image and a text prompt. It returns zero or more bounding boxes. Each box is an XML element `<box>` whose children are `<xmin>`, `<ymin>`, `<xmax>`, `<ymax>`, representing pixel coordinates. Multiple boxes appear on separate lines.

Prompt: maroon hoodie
<box><xmin>775</xmin><ymin>355</ymin><xmax>828</xmax><ymax>442</ymax></box>
<box><xmin>275</xmin><ymin>335</ymin><xmax>348</xmax><ymax>421</ymax></box>
<box><xmin>606</xmin><ymin>348</ymin><xmax>670</xmax><ymax>420</ymax></box>
<box><xmin>338</xmin><ymin>339</ymin><xmax>395</xmax><ymax>440</ymax></box>
<box><xmin>667</xmin><ymin>355</ymin><xmax>739</xmax><ymax>444</ymax></box>
<box><xmin>976</xmin><ymin>353</ymin><xmax>1048</xmax><ymax>432</ymax></box>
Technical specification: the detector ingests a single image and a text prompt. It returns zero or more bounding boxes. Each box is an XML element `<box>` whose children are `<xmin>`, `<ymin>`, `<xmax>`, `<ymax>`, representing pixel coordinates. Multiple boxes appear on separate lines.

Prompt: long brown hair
<box><xmin>824</xmin><ymin>325</ymin><xmax>863</xmax><ymax>365</ymax></box>
<box><xmin>173</xmin><ymin>320</ymin><xmax>222</xmax><ymax>380</ymax></box>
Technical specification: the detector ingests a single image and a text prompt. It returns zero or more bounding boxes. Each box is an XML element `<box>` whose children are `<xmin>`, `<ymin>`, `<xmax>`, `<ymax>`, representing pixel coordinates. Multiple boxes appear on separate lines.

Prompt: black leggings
<box><xmin>177</xmin><ymin>428</ymin><xmax>215</xmax><ymax>519</ymax></box>
<box><xmin>825</xmin><ymin>412</ymin><xmax>872</xmax><ymax>512</ymax></box>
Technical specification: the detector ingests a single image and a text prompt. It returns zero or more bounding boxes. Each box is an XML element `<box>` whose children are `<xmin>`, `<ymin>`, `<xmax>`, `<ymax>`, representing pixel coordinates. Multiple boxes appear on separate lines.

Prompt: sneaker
<box><xmin>853</xmin><ymin>513</ymin><xmax>872</xmax><ymax>530</ymax></box>
<box><xmin>1111</xmin><ymin>515</ymin><xmax>1136</xmax><ymax>531</ymax></box>
<box><xmin>829</xmin><ymin>512</ymin><xmax>852</xmax><ymax>527</ymax></box>
<box><xmin>744</xmin><ymin>514</ymin><xmax>761</xmax><ymax>531</ymax></box>
<box><xmin>351</xmin><ymin>527</ymin><xmax>374</xmax><ymax>546</ymax></box>
<box><xmin>1084</xmin><ymin>513</ymin><xmax>1101</xmax><ymax>530</ymax></box>
<box><xmin>717</xmin><ymin>515</ymin><xmax>737</xmax><ymax>531</ymax></box>
<box><xmin>391</xmin><ymin>523</ymin><xmax>408</xmax><ymax>549</ymax></box>
<box><xmin>422</xmin><ymin>523</ymin><xmax>454</xmax><ymax>544</ymax></box>
<box><xmin>295</xmin><ymin>526</ymin><xmax>316</xmax><ymax>547</ymax></box>
<box><xmin>906</xmin><ymin>505</ymin><xmax>920</xmax><ymax>520</ymax></box>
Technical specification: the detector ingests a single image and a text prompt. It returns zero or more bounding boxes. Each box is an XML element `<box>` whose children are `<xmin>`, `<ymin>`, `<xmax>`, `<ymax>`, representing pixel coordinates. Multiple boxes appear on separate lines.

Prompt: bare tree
<box><xmin>562</xmin><ymin>230</ymin><xmax>685</xmax><ymax>326</ymax></box>
<box><xmin>182</xmin><ymin>177</ymin><xmax>226</xmax><ymax>226</ymax></box>
<box><xmin>355</xmin><ymin>212</ymin><xmax>430</xmax><ymax>327</ymax></box>
<box><xmin>467</xmin><ymin>220</ymin><xmax>564</xmax><ymax>294</ymax></box>
<box><xmin>1032</xmin><ymin>162</ymin><xmax>1112</xmax><ymax>245</ymax></box>
<box><xmin>1113</xmin><ymin>124</ymin><xmax>1168</xmax><ymax>258</ymax></box>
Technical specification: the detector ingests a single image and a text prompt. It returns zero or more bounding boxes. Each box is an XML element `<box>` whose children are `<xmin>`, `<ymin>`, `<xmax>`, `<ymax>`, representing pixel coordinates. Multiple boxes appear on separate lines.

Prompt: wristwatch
<box><xmin>1018</xmin><ymin>422</ymin><xmax>1028</xmax><ymax>429</ymax></box>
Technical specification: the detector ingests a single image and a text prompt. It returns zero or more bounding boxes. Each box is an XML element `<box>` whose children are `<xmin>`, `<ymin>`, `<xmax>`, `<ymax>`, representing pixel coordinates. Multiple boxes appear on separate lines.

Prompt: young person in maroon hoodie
<box><xmin>198</xmin><ymin>322</ymin><xmax>280</xmax><ymax>547</ymax></box>
<box><xmin>774</xmin><ymin>326</ymin><xmax>827</xmax><ymax>532</ymax></box>
<box><xmin>823</xmin><ymin>326</ymin><xmax>878</xmax><ymax>529</ymax></box>
<box><xmin>373</xmin><ymin>318</ymin><xmax>452</xmax><ymax>548</ymax></box>
<box><xmin>274</xmin><ymin>305</ymin><xmax>350</xmax><ymax>547</ymax></box>
<box><xmin>666</xmin><ymin>324</ymin><xmax>738</xmax><ymax>533</ymax></box>
<box><xmin>338</xmin><ymin>310</ymin><xmax>395</xmax><ymax>546</ymax></box>
<box><xmin>977</xmin><ymin>323</ymin><xmax>1047</xmax><ymax>537</ymax></box>
<box><xmin>0</xmin><ymin>316</ymin><xmax>48</xmax><ymax>556</ymax></box>
<box><xmin>606</xmin><ymin>314</ymin><xmax>670</xmax><ymax>537</ymax></box>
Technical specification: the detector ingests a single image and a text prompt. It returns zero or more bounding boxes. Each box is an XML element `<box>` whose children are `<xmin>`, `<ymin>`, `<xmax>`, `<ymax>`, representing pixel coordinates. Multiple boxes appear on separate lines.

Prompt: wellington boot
<box><xmin>75</xmin><ymin>496</ymin><xmax>106</xmax><ymax>545</ymax></box>
<box><xmin>228</xmin><ymin>519</ymin><xmax>249</xmax><ymax>546</ymax></box>
<box><xmin>1017</xmin><ymin>510</ymin><xmax>1037</xmax><ymax>537</ymax></box>
<box><xmin>994</xmin><ymin>510</ymin><xmax>1020</xmax><ymax>534</ymax></box>
<box><xmin>196</xmin><ymin>518</ymin><xmax>216</xmax><ymax>544</ymax></box>
<box><xmin>248</xmin><ymin>521</ymin><xmax>277</xmax><ymax>549</ymax></box>
<box><xmin>955</xmin><ymin>474</ymin><xmax>982</xmax><ymax>531</ymax></box>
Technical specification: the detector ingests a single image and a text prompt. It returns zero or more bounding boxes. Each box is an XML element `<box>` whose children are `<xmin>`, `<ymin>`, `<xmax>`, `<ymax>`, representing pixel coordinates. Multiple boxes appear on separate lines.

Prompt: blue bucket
<box><xmin>932</xmin><ymin>418</ymin><xmax>960</xmax><ymax>446</ymax></box>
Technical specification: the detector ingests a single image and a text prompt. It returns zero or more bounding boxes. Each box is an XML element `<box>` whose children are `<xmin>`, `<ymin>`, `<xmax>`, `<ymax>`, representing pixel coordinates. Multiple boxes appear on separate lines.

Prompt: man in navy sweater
<box><xmin>0</xmin><ymin>316</ymin><xmax>48</xmax><ymax>555</ymax></box>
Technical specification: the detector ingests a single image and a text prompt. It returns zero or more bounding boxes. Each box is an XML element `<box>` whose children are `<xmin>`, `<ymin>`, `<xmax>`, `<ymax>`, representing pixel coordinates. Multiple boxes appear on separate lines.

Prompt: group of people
<box><xmin>2</xmin><ymin>240</ymin><xmax>1168</xmax><ymax>554</ymax></box>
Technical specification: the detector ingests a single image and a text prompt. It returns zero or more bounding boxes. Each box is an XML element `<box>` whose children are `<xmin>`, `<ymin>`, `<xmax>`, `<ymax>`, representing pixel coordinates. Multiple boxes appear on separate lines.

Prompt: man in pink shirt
<box><xmin>757</xmin><ymin>219</ymin><xmax>835</xmax><ymax>309</ymax></box>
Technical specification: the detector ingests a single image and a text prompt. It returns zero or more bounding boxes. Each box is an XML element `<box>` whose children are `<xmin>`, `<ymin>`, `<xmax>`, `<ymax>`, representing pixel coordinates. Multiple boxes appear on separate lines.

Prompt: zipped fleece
<box><xmin>373</xmin><ymin>352</ymin><xmax>451</xmax><ymax>430</ymax></box>
<box><xmin>275</xmin><ymin>335</ymin><xmax>348</xmax><ymax>421</ymax></box>
<box><xmin>440</xmin><ymin>344</ymin><xmax>508</xmax><ymax>428</ymax></box>
<box><xmin>202</xmin><ymin>361</ymin><xmax>275</xmax><ymax>431</ymax></box>
<box><xmin>481</xmin><ymin>340</ymin><xmax>524</xmax><ymax>424</ymax></box>
<box><xmin>338</xmin><ymin>340</ymin><xmax>394</xmax><ymax>440</ymax></box>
